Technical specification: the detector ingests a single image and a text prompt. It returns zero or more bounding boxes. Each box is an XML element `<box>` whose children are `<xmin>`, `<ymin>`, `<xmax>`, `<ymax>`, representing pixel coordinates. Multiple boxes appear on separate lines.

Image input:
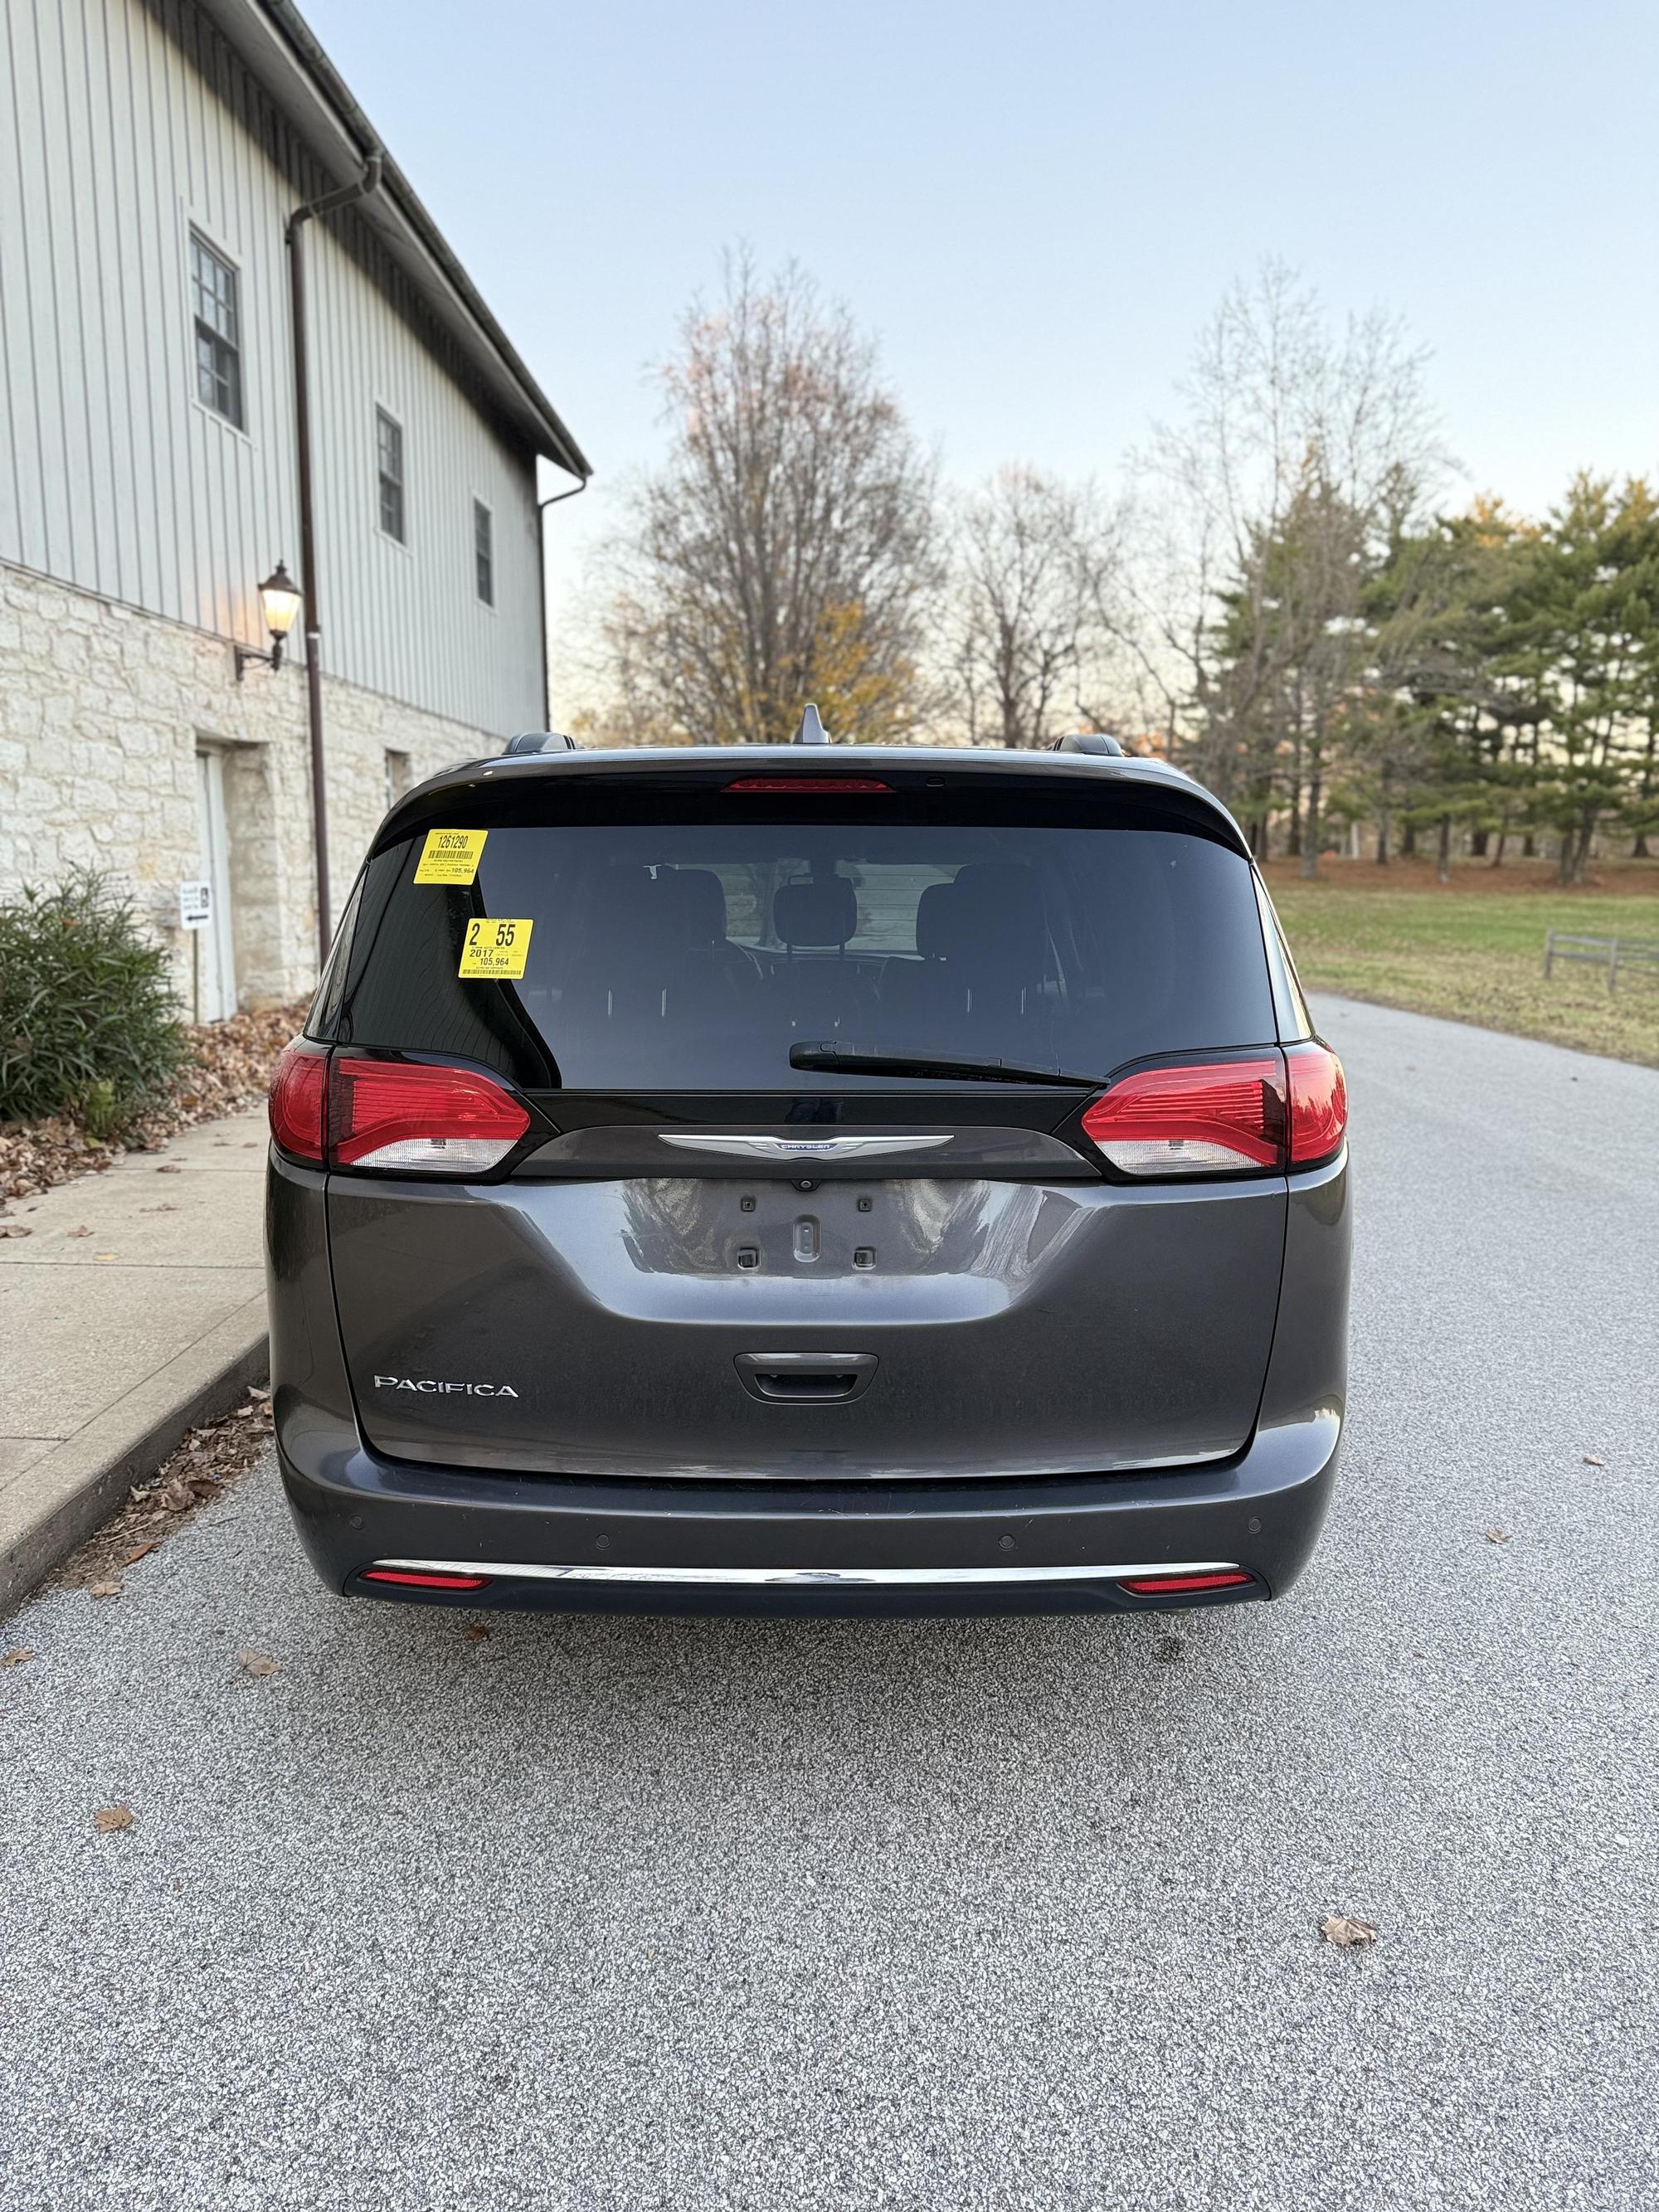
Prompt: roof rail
<box><xmin>794</xmin><ymin>703</ymin><xmax>831</xmax><ymax>746</ymax></box>
<box><xmin>1052</xmin><ymin>732</ymin><xmax>1124</xmax><ymax>756</ymax></box>
<box><xmin>501</xmin><ymin>731</ymin><xmax>579</xmax><ymax>756</ymax></box>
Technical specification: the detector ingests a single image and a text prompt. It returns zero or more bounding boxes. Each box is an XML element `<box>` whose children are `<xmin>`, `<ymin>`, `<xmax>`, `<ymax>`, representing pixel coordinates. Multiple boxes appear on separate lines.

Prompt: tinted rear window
<box><xmin>320</xmin><ymin>800</ymin><xmax>1274</xmax><ymax>1091</ymax></box>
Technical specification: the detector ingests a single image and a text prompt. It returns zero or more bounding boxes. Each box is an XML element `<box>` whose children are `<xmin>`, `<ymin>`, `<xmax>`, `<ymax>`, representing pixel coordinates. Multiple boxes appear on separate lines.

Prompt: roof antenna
<box><xmin>794</xmin><ymin>702</ymin><xmax>830</xmax><ymax>746</ymax></box>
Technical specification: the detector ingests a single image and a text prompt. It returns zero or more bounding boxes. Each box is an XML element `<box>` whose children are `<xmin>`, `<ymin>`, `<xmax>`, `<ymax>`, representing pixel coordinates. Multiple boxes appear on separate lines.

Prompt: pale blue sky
<box><xmin>307</xmin><ymin>0</ymin><xmax>1658</xmax><ymax>605</ymax></box>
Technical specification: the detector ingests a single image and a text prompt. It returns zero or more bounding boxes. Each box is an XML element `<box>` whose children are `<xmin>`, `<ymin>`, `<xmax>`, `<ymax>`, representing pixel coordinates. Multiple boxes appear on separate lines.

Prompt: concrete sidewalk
<box><xmin>0</xmin><ymin>1111</ymin><xmax>269</xmax><ymax>1612</ymax></box>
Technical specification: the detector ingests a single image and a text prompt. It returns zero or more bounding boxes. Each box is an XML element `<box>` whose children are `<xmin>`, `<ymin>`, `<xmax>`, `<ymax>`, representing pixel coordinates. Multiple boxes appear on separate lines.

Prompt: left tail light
<box><xmin>330</xmin><ymin>1057</ymin><xmax>531</xmax><ymax>1173</ymax></box>
<box><xmin>269</xmin><ymin>1040</ymin><xmax>328</xmax><ymax>1163</ymax></box>
<box><xmin>269</xmin><ymin>1044</ymin><xmax>531</xmax><ymax>1175</ymax></box>
<box><xmin>1080</xmin><ymin>1043</ymin><xmax>1345</xmax><ymax>1178</ymax></box>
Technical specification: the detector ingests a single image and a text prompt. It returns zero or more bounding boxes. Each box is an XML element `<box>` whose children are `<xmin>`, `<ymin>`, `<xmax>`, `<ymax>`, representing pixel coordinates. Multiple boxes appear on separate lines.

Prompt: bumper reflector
<box><xmin>1117</xmin><ymin>1569</ymin><xmax>1253</xmax><ymax>1597</ymax></box>
<box><xmin>360</xmin><ymin>1568</ymin><xmax>492</xmax><ymax>1592</ymax></box>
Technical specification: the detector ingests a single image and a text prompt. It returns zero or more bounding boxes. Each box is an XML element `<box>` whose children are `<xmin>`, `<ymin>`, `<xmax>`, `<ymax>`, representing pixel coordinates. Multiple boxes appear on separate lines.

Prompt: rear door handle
<box><xmin>735</xmin><ymin>1352</ymin><xmax>878</xmax><ymax>1404</ymax></box>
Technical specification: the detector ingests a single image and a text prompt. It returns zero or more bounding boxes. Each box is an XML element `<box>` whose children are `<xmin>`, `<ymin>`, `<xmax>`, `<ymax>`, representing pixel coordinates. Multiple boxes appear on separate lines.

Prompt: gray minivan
<box><xmin>265</xmin><ymin>736</ymin><xmax>1348</xmax><ymax>1616</ymax></box>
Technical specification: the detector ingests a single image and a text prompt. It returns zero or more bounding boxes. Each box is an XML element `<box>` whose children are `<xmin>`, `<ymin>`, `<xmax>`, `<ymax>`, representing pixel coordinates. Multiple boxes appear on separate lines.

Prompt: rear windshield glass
<box><xmin>320</xmin><ymin>805</ymin><xmax>1274</xmax><ymax>1091</ymax></box>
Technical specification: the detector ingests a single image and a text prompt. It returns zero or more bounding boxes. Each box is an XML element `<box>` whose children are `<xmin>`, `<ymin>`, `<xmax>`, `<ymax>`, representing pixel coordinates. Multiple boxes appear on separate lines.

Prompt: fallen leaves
<box><xmin>155</xmin><ymin>1163</ymin><xmax>182</xmax><ymax>1174</ymax></box>
<box><xmin>52</xmin><ymin>1387</ymin><xmax>275</xmax><ymax>1592</ymax></box>
<box><xmin>1320</xmin><ymin>1915</ymin><xmax>1378</xmax><ymax>1949</ymax></box>
<box><xmin>1</xmin><ymin>1647</ymin><xmax>35</xmax><ymax>1668</ymax></box>
<box><xmin>1582</xmin><ymin>1454</ymin><xmax>1607</xmax><ymax>1468</ymax></box>
<box><xmin>236</xmin><ymin>1648</ymin><xmax>279</xmax><ymax>1678</ymax></box>
<box><xmin>0</xmin><ymin>1117</ymin><xmax>120</xmax><ymax>1212</ymax></box>
<box><xmin>93</xmin><ymin>1805</ymin><xmax>136</xmax><ymax>1834</ymax></box>
<box><xmin>66</xmin><ymin>1223</ymin><xmax>92</xmax><ymax>1238</ymax></box>
<box><xmin>1484</xmin><ymin>1527</ymin><xmax>1511</xmax><ymax>1544</ymax></box>
<box><xmin>0</xmin><ymin>1222</ymin><xmax>33</xmax><ymax>1237</ymax></box>
<box><xmin>463</xmin><ymin>1624</ymin><xmax>491</xmax><ymax>1643</ymax></box>
<box><xmin>0</xmin><ymin>1004</ymin><xmax>301</xmax><ymax>1216</ymax></box>
<box><xmin>155</xmin><ymin>1475</ymin><xmax>216</xmax><ymax>1513</ymax></box>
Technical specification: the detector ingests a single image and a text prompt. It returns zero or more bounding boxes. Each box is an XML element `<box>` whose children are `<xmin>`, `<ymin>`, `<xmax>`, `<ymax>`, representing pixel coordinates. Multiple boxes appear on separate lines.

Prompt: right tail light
<box><xmin>1081</xmin><ymin>1043</ymin><xmax>1345</xmax><ymax>1178</ymax></box>
<box><xmin>1283</xmin><ymin>1041</ymin><xmax>1347</xmax><ymax>1165</ymax></box>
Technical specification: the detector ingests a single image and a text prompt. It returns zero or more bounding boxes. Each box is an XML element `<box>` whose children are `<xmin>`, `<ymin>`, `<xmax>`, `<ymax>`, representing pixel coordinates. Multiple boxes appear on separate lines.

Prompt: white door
<box><xmin>194</xmin><ymin>747</ymin><xmax>237</xmax><ymax>1021</ymax></box>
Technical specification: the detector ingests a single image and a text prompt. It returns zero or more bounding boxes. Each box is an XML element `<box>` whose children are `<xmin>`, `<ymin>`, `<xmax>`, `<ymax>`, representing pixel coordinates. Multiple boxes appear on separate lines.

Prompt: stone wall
<box><xmin>0</xmin><ymin>561</ymin><xmax>501</xmax><ymax>1010</ymax></box>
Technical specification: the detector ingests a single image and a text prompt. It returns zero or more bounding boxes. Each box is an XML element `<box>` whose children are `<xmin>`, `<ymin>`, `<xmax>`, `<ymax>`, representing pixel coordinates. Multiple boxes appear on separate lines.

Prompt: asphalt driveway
<box><xmin>2</xmin><ymin>996</ymin><xmax>1656</xmax><ymax>2211</ymax></box>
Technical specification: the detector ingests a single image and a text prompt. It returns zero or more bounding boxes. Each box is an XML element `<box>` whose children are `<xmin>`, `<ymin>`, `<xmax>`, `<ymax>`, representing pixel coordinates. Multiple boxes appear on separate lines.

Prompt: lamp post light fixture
<box><xmin>235</xmin><ymin>560</ymin><xmax>303</xmax><ymax>679</ymax></box>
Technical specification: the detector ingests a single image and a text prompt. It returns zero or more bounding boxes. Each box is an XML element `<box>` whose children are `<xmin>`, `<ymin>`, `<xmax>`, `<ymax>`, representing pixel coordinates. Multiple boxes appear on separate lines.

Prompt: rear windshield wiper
<box><xmin>788</xmin><ymin>1043</ymin><xmax>1100</xmax><ymax>1088</ymax></box>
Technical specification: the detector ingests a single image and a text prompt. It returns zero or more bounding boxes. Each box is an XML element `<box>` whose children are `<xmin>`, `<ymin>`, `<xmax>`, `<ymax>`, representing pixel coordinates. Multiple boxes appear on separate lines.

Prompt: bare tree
<box><xmin>598</xmin><ymin>253</ymin><xmax>939</xmax><ymax>745</ymax></box>
<box><xmin>1109</xmin><ymin>261</ymin><xmax>1447</xmax><ymax>850</ymax></box>
<box><xmin>946</xmin><ymin>468</ymin><xmax>1122</xmax><ymax>748</ymax></box>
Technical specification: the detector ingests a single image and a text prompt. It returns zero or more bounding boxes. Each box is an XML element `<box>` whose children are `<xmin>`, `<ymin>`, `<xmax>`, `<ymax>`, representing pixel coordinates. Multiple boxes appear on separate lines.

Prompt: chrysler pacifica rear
<box><xmin>265</xmin><ymin>740</ymin><xmax>1349</xmax><ymax>1616</ymax></box>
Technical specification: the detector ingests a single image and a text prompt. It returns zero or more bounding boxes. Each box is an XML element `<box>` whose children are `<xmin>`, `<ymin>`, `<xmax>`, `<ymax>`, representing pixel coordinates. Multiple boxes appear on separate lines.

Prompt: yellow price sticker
<box><xmin>458</xmin><ymin>916</ymin><xmax>533</xmax><ymax>980</ymax></box>
<box><xmin>415</xmin><ymin>829</ymin><xmax>488</xmax><ymax>886</ymax></box>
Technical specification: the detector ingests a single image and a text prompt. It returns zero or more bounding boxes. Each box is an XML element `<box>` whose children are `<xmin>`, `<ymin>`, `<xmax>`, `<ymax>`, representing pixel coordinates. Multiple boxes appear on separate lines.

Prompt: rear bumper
<box><xmin>276</xmin><ymin>1411</ymin><xmax>1341</xmax><ymax>1617</ymax></box>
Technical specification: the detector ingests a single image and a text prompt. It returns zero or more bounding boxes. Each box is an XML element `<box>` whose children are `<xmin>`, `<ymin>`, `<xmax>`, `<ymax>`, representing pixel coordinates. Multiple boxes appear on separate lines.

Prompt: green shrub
<box><xmin>0</xmin><ymin>873</ymin><xmax>187</xmax><ymax>1130</ymax></box>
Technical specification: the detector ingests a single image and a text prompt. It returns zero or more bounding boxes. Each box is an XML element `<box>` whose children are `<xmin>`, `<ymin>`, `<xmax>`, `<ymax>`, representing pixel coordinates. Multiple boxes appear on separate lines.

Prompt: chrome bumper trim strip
<box><xmin>367</xmin><ymin>1558</ymin><xmax>1241</xmax><ymax>1588</ymax></box>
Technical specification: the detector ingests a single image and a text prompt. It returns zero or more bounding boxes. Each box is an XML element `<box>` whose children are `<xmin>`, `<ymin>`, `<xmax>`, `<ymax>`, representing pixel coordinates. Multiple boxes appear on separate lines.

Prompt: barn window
<box><xmin>474</xmin><ymin>500</ymin><xmax>494</xmax><ymax>605</ymax></box>
<box><xmin>190</xmin><ymin>233</ymin><xmax>243</xmax><ymax>427</ymax></box>
<box><xmin>377</xmin><ymin>410</ymin><xmax>406</xmax><ymax>542</ymax></box>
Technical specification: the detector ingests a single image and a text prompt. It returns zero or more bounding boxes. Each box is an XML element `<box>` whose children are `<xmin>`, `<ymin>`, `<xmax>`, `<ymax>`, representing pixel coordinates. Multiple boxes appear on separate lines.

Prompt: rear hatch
<box><xmin>313</xmin><ymin>756</ymin><xmax>1290</xmax><ymax>1480</ymax></box>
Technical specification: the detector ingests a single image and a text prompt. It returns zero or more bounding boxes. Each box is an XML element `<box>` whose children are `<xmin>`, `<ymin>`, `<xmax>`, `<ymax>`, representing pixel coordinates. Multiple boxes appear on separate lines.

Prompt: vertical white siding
<box><xmin>0</xmin><ymin>0</ymin><xmax>546</xmax><ymax>735</ymax></box>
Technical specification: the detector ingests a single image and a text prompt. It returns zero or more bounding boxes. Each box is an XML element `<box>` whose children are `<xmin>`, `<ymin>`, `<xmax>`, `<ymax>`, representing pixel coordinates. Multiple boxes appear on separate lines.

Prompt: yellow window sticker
<box><xmin>458</xmin><ymin>916</ymin><xmax>533</xmax><ymax>980</ymax></box>
<box><xmin>415</xmin><ymin>829</ymin><xmax>488</xmax><ymax>885</ymax></box>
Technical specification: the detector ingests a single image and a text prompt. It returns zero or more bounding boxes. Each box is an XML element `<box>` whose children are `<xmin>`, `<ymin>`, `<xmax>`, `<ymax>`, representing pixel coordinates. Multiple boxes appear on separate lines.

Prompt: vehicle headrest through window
<box><xmin>657</xmin><ymin>868</ymin><xmax>728</xmax><ymax>944</ymax></box>
<box><xmin>915</xmin><ymin>880</ymin><xmax>957</xmax><ymax>960</ymax></box>
<box><xmin>939</xmin><ymin>863</ymin><xmax>1047</xmax><ymax>970</ymax></box>
<box><xmin>774</xmin><ymin>876</ymin><xmax>858</xmax><ymax>950</ymax></box>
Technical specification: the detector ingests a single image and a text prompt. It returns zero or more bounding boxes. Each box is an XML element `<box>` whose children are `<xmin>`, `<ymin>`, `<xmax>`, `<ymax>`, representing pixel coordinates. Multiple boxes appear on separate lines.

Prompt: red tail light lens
<box><xmin>330</xmin><ymin>1057</ymin><xmax>531</xmax><ymax>1174</ymax></box>
<box><xmin>269</xmin><ymin>1040</ymin><xmax>328</xmax><ymax>1163</ymax></box>
<box><xmin>1081</xmin><ymin>1043</ymin><xmax>1348</xmax><ymax>1178</ymax></box>
<box><xmin>270</xmin><ymin>1048</ymin><xmax>533</xmax><ymax>1176</ymax></box>
<box><xmin>1285</xmin><ymin>1042</ymin><xmax>1347</xmax><ymax>1166</ymax></box>
<box><xmin>1119</xmin><ymin>1569</ymin><xmax>1254</xmax><ymax>1597</ymax></box>
<box><xmin>1081</xmin><ymin>1057</ymin><xmax>1285</xmax><ymax>1174</ymax></box>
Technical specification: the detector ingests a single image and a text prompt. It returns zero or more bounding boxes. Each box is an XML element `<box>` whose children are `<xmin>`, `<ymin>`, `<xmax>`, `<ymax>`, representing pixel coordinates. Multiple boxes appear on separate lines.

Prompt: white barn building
<box><xmin>0</xmin><ymin>0</ymin><xmax>588</xmax><ymax>1015</ymax></box>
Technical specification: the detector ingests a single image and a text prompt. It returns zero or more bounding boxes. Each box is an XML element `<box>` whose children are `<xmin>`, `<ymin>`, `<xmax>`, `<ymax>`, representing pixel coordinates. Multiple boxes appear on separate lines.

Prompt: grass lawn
<box><xmin>1262</xmin><ymin>857</ymin><xmax>1659</xmax><ymax>1067</ymax></box>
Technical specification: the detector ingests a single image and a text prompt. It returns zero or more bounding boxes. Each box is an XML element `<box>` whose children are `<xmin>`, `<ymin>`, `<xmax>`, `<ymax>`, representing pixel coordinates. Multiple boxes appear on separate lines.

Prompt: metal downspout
<box><xmin>287</xmin><ymin>151</ymin><xmax>382</xmax><ymax>967</ymax></box>
<box><xmin>537</xmin><ymin>476</ymin><xmax>587</xmax><ymax>729</ymax></box>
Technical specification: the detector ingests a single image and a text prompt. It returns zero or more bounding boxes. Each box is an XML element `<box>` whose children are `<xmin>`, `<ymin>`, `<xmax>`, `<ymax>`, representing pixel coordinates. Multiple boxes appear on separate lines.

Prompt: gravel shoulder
<box><xmin>2</xmin><ymin>996</ymin><xmax>1656</xmax><ymax>2212</ymax></box>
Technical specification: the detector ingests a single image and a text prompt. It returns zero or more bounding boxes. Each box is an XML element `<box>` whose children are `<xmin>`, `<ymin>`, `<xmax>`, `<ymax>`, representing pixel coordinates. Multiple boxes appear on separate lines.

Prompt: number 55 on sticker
<box><xmin>458</xmin><ymin>916</ymin><xmax>533</xmax><ymax>980</ymax></box>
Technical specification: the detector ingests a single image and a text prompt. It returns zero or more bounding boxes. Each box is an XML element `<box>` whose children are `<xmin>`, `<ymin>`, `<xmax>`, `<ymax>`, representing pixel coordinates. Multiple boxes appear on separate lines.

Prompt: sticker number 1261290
<box><xmin>414</xmin><ymin>828</ymin><xmax>488</xmax><ymax>885</ymax></box>
<box><xmin>458</xmin><ymin>917</ymin><xmax>533</xmax><ymax>980</ymax></box>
